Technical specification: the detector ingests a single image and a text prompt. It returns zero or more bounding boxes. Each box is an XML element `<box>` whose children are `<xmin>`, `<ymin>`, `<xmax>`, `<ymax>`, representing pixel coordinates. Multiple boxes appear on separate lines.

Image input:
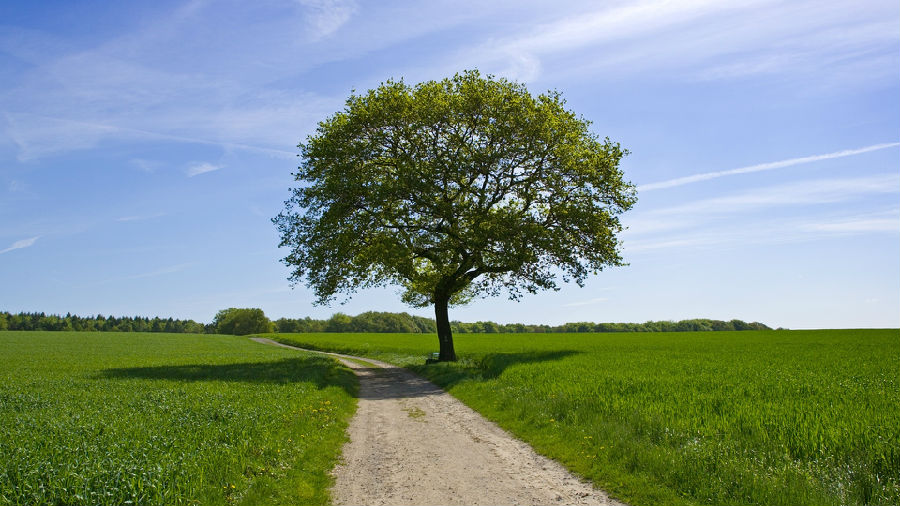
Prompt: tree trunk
<box><xmin>433</xmin><ymin>294</ymin><xmax>457</xmax><ymax>361</ymax></box>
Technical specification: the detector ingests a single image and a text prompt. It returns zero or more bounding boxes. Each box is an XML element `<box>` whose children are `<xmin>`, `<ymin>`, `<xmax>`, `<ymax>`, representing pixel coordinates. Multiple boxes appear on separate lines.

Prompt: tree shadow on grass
<box><xmin>409</xmin><ymin>350</ymin><xmax>580</xmax><ymax>391</ymax></box>
<box><xmin>98</xmin><ymin>356</ymin><xmax>356</xmax><ymax>395</ymax></box>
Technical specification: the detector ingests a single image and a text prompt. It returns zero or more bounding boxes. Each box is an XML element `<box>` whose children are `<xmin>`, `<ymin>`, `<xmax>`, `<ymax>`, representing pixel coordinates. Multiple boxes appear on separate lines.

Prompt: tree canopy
<box><xmin>274</xmin><ymin>70</ymin><xmax>636</xmax><ymax>360</ymax></box>
<box><xmin>213</xmin><ymin>308</ymin><xmax>274</xmax><ymax>336</ymax></box>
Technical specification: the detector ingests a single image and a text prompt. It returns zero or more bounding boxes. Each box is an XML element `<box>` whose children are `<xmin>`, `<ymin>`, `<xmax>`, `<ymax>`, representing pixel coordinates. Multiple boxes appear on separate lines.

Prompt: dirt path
<box><xmin>251</xmin><ymin>337</ymin><xmax>623</xmax><ymax>506</ymax></box>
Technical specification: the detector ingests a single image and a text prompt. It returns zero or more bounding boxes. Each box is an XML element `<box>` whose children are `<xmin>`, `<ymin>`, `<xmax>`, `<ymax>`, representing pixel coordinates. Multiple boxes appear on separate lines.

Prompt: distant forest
<box><xmin>0</xmin><ymin>311</ymin><xmax>213</xmax><ymax>334</ymax></box>
<box><xmin>274</xmin><ymin>312</ymin><xmax>772</xmax><ymax>333</ymax></box>
<box><xmin>1</xmin><ymin>310</ymin><xmax>773</xmax><ymax>334</ymax></box>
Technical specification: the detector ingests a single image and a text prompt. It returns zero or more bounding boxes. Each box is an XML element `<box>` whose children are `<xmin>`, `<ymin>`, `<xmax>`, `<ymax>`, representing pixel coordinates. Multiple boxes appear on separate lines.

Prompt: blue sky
<box><xmin>1</xmin><ymin>0</ymin><xmax>898</xmax><ymax>329</ymax></box>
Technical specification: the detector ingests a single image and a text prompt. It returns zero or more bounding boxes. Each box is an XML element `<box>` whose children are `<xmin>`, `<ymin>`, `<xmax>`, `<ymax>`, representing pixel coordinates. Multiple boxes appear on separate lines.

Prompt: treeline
<box><xmin>0</xmin><ymin>310</ymin><xmax>436</xmax><ymax>335</ymax></box>
<box><xmin>1</xmin><ymin>310</ymin><xmax>772</xmax><ymax>335</ymax></box>
<box><xmin>450</xmin><ymin>318</ymin><xmax>772</xmax><ymax>333</ymax></box>
<box><xmin>0</xmin><ymin>311</ymin><xmax>212</xmax><ymax>333</ymax></box>
<box><xmin>275</xmin><ymin>312</ymin><xmax>437</xmax><ymax>333</ymax></box>
<box><xmin>273</xmin><ymin>312</ymin><xmax>771</xmax><ymax>333</ymax></box>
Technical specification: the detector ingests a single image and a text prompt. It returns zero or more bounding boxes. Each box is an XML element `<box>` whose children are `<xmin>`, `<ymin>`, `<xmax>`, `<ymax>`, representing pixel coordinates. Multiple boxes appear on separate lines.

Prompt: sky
<box><xmin>1</xmin><ymin>0</ymin><xmax>898</xmax><ymax>329</ymax></box>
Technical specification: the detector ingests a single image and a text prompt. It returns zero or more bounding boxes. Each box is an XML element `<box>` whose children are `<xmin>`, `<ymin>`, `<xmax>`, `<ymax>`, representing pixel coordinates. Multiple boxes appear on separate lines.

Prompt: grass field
<box><xmin>0</xmin><ymin>331</ymin><xmax>356</xmax><ymax>506</ymax></box>
<box><xmin>268</xmin><ymin>329</ymin><xmax>900</xmax><ymax>506</ymax></box>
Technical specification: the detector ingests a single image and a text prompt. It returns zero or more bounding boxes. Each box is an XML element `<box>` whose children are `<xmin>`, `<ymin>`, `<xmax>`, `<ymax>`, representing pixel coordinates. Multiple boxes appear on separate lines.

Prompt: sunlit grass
<box><xmin>0</xmin><ymin>332</ymin><xmax>356</xmax><ymax>505</ymax></box>
<box><xmin>268</xmin><ymin>329</ymin><xmax>900</xmax><ymax>506</ymax></box>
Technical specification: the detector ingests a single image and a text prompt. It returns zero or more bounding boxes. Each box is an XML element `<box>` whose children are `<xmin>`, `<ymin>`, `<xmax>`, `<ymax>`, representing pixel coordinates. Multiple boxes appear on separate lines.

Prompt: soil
<box><xmin>251</xmin><ymin>337</ymin><xmax>624</xmax><ymax>506</ymax></box>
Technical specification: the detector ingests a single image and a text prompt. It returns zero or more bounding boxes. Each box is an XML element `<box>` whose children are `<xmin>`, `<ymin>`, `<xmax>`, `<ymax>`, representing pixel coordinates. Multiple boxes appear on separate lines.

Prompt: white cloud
<box><xmin>125</xmin><ymin>263</ymin><xmax>193</xmax><ymax>280</ymax></box>
<box><xmin>622</xmin><ymin>211</ymin><xmax>899</xmax><ymax>254</ymax></box>
<box><xmin>453</xmin><ymin>0</ymin><xmax>898</xmax><ymax>86</ymax></box>
<box><xmin>655</xmin><ymin>173</ymin><xmax>900</xmax><ymax>216</ymax></box>
<box><xmin>639</xmin><ymin>142</ymin><xmax>900</xmax><ymax>191</ymax></box>
<box><xmin>130</xmin><ymin>158</ymin><xmax>162</xmax><ymax>173</ymax></box>
<box><xmin>622</xmin><ymin>175</ymin><xmax>900</xmax><ymax>252</ymax></box>
<box><xmin>8</xmin><ymin>180</ymin><xmax>29</xmax><ymax>193</ymax></box>
<box><xmin>116</xmin><ymin>213</ymin><xmax>165</xmax><ymax>222</ymax></box>
<box><xmin>4</xmin><ymin>112</ymin><xmax>123</xmax><ymax>161</ymax></box>
<box><xmin>2</xmin><ymin>1</ymin><xmax>896</xmax><ymax>164</ymax></box>
<box><xmin>458</xmin><ymin>0</ymin><xmax>734</xmax><ymax>80</ymax></box>
<box><xmin>0</xmin><ymin>236</ymin><xmax>39</xmax><ymax>254</ymax></box>
<box><xmin>625</xmin><ymin>174</ymin><xmax>900</xmax><ymax>237</ymax></box>
<box><xmin>5</xmin><ymin>112</ymin><xmax>300</xmax><ymax>161</ymax></box>
<box><xmin>297</xmin><ymin>0</ymin><xmax>357</xmax><ymax>41</ymax></box>
<box><xmin>92</xmin><ymin>263</ymin><xmax>196</xmax><ymax>286</ymax></box>
<box><xmin>802</xmin><ymin>211</ymin><xmax>899</xmax><ymax>233</ymax></box>
<box><xmin>623</xmin><ymin>235</ymin><xmax>719</xmax><ymax>253</ymax></box>
<box><xmin>186</xmin><ymin>162</ymin><xmax>223</xmax><ymax>177</ymax></box>
<box><xmin>562</xmin><ymin>297</ymin><xmax>609</xmax><ymax>307</ymax></box>
<box><xmin>0</xmin><ymin>7</ymin><xmax>341</xmax><ymax>161</ymax></box>
<box><xmin>501</xmin><ymin>0</ymin><xmax>730</xmax><ymax>55</ymax></box>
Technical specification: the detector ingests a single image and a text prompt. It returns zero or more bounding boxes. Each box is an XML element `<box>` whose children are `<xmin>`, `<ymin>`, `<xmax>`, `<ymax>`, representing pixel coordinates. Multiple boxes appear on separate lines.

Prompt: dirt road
<box><xmin>252</xmin><ymin>337</ymin><xmax>623</xmax><ymax>506</ymax></box>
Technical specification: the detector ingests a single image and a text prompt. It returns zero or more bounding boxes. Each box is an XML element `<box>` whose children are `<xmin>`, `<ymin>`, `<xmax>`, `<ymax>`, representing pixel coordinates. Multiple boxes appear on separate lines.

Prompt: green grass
<box><xmin>0</xmin><ymin>331</ymin><xmax>357</xmax><ymax>506</ymax></box>
<box><xmin>266</xmin><ymin>329</ymin><xmax>900</xmax><ymax>506</ymax></box>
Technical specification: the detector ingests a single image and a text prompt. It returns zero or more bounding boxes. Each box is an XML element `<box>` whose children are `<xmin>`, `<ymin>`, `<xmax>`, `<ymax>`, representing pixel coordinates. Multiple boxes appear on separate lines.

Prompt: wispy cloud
<box><xmin>4</xmin><ymin>112</ymin><xmax>121</xmax><ymax>160</ymax></box>
<box><xmin>624</xmin><ymin>208</ymin><xmax>900</xmax><ymax>254</ymax></box>
<box><xmin>626</xmin><ymin>173</ymin><xmax>900</xmax><ymax>237</ymax></box>
<box><xmin>125</xmin><ymin>263</ymin><xmax>193</xmax><ymax>280</ymax></box>
<box><xmin>186</xmin><ymin>162</ymin><xmax>222</xmax><ymax>177</ymax></box>
<box><xmin>5</xmin><ymin>113</ymin><xmax>298</xmax><ymax>161</ymax></box>
<box><xmin>649</xmin><ymin>173</ymin><xmax>900</xmax><ymax>217</ymax></box>
<box><xmin>562</xmin><ymin>297</ymin><xmax>609</xmax><ymax>307</ymax></box>
<box><xmin>498</xmin><ymin>0</ymin><xmax>728</xmax><ymax>55</ymax></box>
<box><xmin>116</xmin><ymin>213</ymin><xmax>166</xmax><ymax>222</ymax></box>
<box><xmin>623</xmin><ymin>236</ymin><xmax>719</xmax><ymax>253</ymax></box>
<box><xmin>0</xmin><ymin>236</ymin><xmax>39</xmax><ymax>254</ymax></box>
<box><xmin>622</xmin><ymin>174</ymin><xmax>900</xmax><ymax>252</ymax></box>
<box><xmin>297</xmin><ymin>0</ymin><xmax>357</xmax><ymax>41</ymax></box>
<box><xmin>459</xmin><ymin>0</ymin><xmax>728</xmax><ymax>81</ymax></box>
<box><xmin>453</xmin><ymin>0</ymin><xmax>898</xmax><ymax>86</ymax></box>
<box><xmin>639</xmin><ymin>142</ymin><xmax>900</xmax><ymax>191</ymax></box>
<box><xmin>95</xmin><ymin>263</ymin><xmax>195</xmax><ymax>285</ymax></box>
<box><xmin>130</xmin><ymin>158</ymin><xmax>163</xmax><ymax>173</ymax></box>
<box><xmin>6</xmin><ymin>1</ymin><xmax>892</xmax><ymax>163</ymax></box>
<box><xmin>8</xmin><ymin>180</ymin><xmax>31</xmax><ymax>194</ymax></box>
<box><xmin>0</xmin><ymin>9</ymin><xmax>340</xmax><ymax>161</ymax></box>
<box><xmin>802</xmin><ymin>211</ymin><xmax>899</xmax><ymax>233</ymax></box>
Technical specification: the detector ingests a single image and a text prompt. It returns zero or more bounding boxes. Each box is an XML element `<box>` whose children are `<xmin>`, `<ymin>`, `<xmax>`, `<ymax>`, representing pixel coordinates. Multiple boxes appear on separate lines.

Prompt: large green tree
<box><xmin>214</xmin><ymin>308</ymin><xmax>274</xmax><ymax>336</ymax></box>
<box><xmin>274</xmin><ymin>71</ymin><xmax>636</xmax><ymax>361</ymax></box>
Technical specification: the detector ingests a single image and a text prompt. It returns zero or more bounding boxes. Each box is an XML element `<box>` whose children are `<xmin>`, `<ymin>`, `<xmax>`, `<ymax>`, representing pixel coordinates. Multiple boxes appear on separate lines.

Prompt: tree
<box><xmin>325</xmin><ymin>312</ymin><xmax>353</xmax><ymax>332</ymax></box>
<box><xmin>273</xmin><ymin>70</ymin><xmax>636</xmax><ymax>361</ymax></box>
<box><xmin>275</xmin><ymin>317</ymin><xmax>299</xmax><ymax>333</ymax></box>
<box><xmin>214</xmin><ymin>308</ymin><xmax>274</xmax><ymax>336</ymax></box>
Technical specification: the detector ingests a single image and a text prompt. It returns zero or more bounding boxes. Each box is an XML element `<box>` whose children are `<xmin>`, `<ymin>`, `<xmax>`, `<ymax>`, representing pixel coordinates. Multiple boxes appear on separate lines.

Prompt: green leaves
<box><xmin>274</xmin><ymin>69</ymin><xmax>636</xmax><ymax>306</ymax></box>
<box><xmin>213</xmin><ymin>308</ymin><xmax>274</xmax><ymax>336</ymax></box>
